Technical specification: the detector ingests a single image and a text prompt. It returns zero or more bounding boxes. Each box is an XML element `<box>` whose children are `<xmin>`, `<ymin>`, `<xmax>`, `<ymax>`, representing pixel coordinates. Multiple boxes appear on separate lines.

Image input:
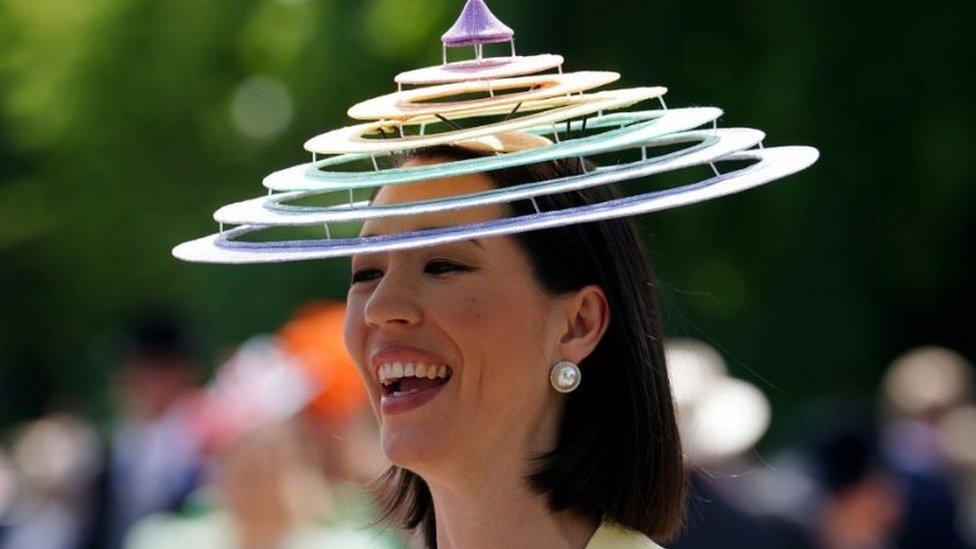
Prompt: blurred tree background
<box><xmin>0</xmin><ymin>0</ymin><xmax>972</xmax><ymax>443</ymax></box>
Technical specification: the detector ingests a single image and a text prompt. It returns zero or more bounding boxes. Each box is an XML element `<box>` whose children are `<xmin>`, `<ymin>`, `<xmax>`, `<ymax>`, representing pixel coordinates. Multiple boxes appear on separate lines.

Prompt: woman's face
<box><xmin>343</xmin><ymin>158</ymin><xmax>571</xmax><ymax>475</ymax></box>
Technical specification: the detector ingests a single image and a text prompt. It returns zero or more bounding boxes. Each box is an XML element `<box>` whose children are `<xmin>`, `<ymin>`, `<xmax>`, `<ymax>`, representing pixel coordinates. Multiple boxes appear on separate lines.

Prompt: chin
<box><xmin>380</xmin><ymin>420</ymin><xmax>453</xmax><ymax>471</ymax></box>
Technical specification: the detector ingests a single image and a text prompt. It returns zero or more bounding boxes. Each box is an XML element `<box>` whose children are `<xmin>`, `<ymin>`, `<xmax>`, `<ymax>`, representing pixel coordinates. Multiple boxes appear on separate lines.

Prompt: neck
<box><xmin>408</xmin><ymin>391</ymin><xmax>590</xmax><ymax>547</ymax></box>
<box><xmin>424</xmin><ymin>460</ymin><xmax>597</xmax><ymax>549</ymax></box>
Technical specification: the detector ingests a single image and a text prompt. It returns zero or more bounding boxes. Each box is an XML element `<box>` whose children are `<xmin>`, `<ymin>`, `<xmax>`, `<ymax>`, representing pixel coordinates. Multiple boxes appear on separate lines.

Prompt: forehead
<box><xmin>361</xmin><ymin>156</ymin><xmax>508</xmax><ymax>237</ymax></box>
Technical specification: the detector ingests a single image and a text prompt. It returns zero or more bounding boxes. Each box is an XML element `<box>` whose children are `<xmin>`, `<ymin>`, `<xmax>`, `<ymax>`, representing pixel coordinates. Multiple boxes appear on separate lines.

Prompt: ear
<box><xmin>557</xmin><ymin>285</ymin><xmax>610</xmax><ymax>365</ymax></box>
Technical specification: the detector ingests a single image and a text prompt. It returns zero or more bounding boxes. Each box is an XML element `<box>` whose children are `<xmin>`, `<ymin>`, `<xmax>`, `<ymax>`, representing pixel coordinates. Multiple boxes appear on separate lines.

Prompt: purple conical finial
<box><xmin>441</xmin><ymin>0</ymin><xmax>515</xmax><ymax>47</ymax></box>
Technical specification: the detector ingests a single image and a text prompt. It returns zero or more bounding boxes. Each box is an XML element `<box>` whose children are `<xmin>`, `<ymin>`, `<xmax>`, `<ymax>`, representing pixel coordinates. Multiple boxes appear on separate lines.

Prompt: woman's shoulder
<box><xmin>585</xmin><ymin>523</ymin><xmax>665</xmax><ymax>549</ymax></box>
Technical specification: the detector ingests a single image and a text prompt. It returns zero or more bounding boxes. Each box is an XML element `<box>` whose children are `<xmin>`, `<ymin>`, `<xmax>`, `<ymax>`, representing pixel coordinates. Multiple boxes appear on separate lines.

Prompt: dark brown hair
<box><xmin>373</xmin><ymin>145</ymin><xmax>685</xmax><ymax>547</ymax></box>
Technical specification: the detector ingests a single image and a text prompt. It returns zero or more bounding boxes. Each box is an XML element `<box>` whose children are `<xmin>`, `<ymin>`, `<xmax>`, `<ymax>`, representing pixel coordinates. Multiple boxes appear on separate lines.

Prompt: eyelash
<box><xmin>350</xmin><ymin>268</ymin><xmax>382</xmax><ymax>284</ymax></box>
<box><xmin>350</xmin><ymin>260</ymin><xmax>471</xmax><ymax>284</ymax></box>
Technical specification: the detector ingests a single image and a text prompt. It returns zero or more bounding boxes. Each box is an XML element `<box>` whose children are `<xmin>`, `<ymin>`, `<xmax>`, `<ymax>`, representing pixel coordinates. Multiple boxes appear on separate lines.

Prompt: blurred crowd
<box><xmin>0</xmin><ymin>303</ymin><xmax>399</xmax><ymax>549</ymax></box>
<box><xmin>0</xmin><ymin>309</ymin><xmax>972</xmax><ymax>549</ymax></box>
<box><xmin>666</xmin><ymin>341</ymin><xmax>976</xmax><ymax>549</ymax></box>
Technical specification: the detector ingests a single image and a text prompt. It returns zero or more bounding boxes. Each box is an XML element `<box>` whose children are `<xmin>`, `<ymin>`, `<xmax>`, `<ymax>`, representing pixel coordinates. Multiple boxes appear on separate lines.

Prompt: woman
<box><xmin>343</xmin><ymin>144</ymin><xmax>685</xmax><ymax>548</ymax></box>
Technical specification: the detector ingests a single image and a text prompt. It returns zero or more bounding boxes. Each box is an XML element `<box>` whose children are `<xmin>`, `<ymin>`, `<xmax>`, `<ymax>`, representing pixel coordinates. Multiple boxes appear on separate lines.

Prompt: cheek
<box><xmin>342</xmin><ymin>296</ymin><xmax>370</xmax><ymax>382</ymax></box>
<box><xmin>342</xmin><ymin>300</ymin><xmax>360</xmax><ymax>356</ymax></box>
<box><xmin>450</xmin><ymin>284</ymin><xmax>551</xmax><ymax>389</ymax></box>
<box><xmin>344</xmin><ymin>297</ymin><xmax>386</xmax><ymax>421</ymax></box>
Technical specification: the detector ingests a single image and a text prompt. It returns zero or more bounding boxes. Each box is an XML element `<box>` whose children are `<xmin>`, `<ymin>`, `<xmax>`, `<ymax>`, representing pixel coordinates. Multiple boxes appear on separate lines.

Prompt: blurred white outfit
<box><xmin>124</xmin><ymin>511</ymin><xmax>400</xmax><ymax>549</ymax></box>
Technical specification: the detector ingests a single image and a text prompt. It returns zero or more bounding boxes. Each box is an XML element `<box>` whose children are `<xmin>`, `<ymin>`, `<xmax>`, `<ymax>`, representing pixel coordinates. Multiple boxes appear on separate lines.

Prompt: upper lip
<box><xmin>370</xmin><ymin>344</ymin><xmax>452</xmax><ymax>382</ymax></box>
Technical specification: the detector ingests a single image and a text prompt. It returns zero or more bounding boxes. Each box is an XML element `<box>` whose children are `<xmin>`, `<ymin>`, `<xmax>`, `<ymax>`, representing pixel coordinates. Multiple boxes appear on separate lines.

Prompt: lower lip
<box><xmin>381</xmin><ymin>380</ymin><xmax>448</xmax><ymax>415</ymax></box>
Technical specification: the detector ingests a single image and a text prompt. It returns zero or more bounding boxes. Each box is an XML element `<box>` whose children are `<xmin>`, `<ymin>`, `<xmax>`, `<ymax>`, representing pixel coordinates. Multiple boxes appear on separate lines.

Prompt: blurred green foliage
<box><xmin>0</xmin><ymin>0</ymin><xmax>973</xmax><ymax>442</ymax></box>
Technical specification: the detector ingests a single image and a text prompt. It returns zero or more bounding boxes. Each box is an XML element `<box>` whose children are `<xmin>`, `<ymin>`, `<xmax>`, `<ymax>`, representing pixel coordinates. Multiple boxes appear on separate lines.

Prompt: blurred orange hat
<box><xmin>279</xmin><ymin>301</ymin><xmax>367</xmax><ymax>424</ymax></box>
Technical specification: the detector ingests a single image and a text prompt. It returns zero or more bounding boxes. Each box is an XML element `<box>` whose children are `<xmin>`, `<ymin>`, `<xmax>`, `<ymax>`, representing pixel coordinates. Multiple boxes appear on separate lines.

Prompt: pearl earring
<box><xmin>550</xmin><ymin>360</ymin><xmax>581</xmax><ymax>393</ymax></box>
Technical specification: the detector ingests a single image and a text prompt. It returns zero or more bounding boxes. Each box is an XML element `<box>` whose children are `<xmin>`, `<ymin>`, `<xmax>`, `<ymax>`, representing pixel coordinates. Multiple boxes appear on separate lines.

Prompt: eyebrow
<box><xmin>360</xmin><ymin>227</ymin><xmax>484</xmax><ymax>249</ymax></box>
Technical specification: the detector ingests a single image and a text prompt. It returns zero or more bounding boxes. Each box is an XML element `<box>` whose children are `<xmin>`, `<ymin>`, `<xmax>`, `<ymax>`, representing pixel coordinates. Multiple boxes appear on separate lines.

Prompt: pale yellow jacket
<box><xmin>585</xmin><ymin>523</ymin><xmax>664</xmax><ymax>549</ymax></box>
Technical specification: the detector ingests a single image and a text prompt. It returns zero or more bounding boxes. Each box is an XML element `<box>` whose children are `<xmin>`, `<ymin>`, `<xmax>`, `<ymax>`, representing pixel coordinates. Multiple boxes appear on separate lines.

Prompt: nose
<box><xmin>363</xmin><ymin>270</ymin><xmax>424</xmax><ymax>328</ymax></box>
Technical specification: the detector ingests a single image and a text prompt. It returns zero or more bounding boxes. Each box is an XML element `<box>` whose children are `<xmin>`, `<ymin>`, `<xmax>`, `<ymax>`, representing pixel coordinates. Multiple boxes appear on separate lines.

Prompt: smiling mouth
<box><xmin>378</xmin><ymin>361</ymin><xmax>453</xmax><ymax>397</ymax></box>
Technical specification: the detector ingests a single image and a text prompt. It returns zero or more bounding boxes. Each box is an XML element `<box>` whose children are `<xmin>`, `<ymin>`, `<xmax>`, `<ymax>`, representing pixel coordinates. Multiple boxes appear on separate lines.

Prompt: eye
<box><xmin>425</xmin><ymin>259</ymin><xmax>471</xmax><ymax>276</ymax></box>
<box><xmin>351</xmin><ymin>268</ymin><xmax>383</xmax><ymax>284</ymax></box>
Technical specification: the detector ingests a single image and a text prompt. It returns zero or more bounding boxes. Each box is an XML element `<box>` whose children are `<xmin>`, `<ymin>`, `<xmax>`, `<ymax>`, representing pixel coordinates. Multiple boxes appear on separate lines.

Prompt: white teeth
<box><xmin>378</xmin><ymin>361</ymin><xmax>451</xmax><ymax>384</ymax></box>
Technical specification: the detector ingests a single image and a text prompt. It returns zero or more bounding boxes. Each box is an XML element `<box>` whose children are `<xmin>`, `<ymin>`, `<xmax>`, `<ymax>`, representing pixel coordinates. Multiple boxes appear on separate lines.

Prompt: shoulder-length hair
<box><xmin>372</xmin><ymin>145</ymin><xmax>685</xmax><ymax>547</ymax></box>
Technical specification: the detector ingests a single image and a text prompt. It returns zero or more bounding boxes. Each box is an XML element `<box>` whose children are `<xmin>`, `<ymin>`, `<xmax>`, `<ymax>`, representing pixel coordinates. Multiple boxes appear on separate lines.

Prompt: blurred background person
<box><xmin>879</xmin><ymin>346</ymin><xmax>974</xmax><ymax>548</ymax></box>
<box><xmin>807</xmin><ymin>419</ymin><xmax>905</xmax><ymax>549</ymax></box>
<box><xmin>85</xmin><ymin>311</ymin><xmax>206</xmax><ymax>549</ymax></box>
<box><xmin>666</xmin><ymin>339</ymin><xmax>813</xmax><ymax>549</ymax></box>
<box><xmin>936</xmin><ymin>404</ymin><xmax>976</xmax><ymax>546</ymax></box>
<box><xmin>278</xmin><ymin>302</ymin><xmax>390</xmax><ymax>493</ymax></box>
<box><xmin>125</xmin><ymin>301</ymin><xmax>401</xmax><ymax>549</ymax></box>
<box><xmin>0</xmin><ymin>412</ymin><xmax>102</xmax><ymax>549</ymax></box>
<box><xmin>0</xmin><ymin>450</ymin><xmax>12</xmax><ymax>541</ymax></box>
<box><xmin>0</xmin><ymin>450</ymin><xmax>11</xmax><ymax>542</ymax></box>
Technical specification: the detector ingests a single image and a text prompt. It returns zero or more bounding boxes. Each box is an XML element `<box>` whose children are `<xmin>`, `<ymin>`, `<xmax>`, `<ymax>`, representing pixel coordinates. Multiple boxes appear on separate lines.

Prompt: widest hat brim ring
<box><xmin>172</xmin><ymin>145</ymin><xmax>818</xmax><ymax>264</ymax></box>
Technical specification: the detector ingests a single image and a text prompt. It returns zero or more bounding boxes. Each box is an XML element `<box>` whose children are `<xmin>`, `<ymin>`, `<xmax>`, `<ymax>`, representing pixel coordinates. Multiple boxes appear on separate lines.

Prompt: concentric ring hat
<box><xmin>173</xmin><ymin>0</ymin><xmax>819</xmax><ymax>264</ymax></box>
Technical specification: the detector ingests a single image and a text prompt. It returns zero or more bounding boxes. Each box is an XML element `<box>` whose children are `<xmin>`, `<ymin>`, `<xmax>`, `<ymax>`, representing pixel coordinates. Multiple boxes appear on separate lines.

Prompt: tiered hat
<box><xmin>174</xmin><ymin>0</ymin><xmax>818</xmax><ymax>264</ymax></box>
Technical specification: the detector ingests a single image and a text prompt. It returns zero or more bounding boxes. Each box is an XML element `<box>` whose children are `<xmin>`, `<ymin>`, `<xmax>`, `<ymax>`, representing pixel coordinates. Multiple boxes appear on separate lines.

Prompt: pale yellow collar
<box><xmin>584</xmin><ymin>523</ymin><xmax>664</xmax><ymax>549</ymax></box>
